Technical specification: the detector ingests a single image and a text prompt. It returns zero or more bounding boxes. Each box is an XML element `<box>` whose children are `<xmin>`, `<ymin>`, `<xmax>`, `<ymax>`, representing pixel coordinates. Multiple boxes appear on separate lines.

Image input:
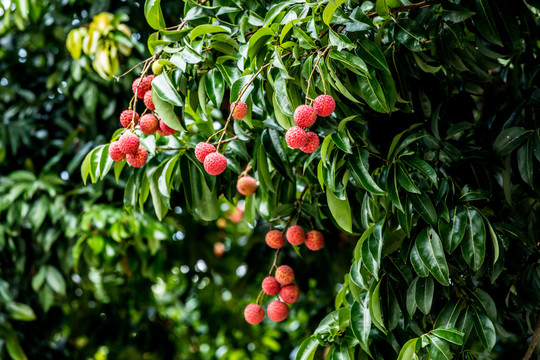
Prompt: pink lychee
<box><xmin>230</xmin><ymin>101</ymin><xmax>247</xmax><ymax>120</ymax></box>
<box><xmin>267</xmin><ymin>300</ymin><xmax>289</xmax><ymax>322</ymax></box>
<box><xmin>300</xmin><ymin>132</ymin><xmax>320</xmax><ymax>154</ymax></box>
<box><xmin>143</xmin><ymin>90</ymin><xmax>155</xmax><ymax>111</ymax></box>
<box><xmin>275</xmin><ymin>265</ymin><xmax>295</xmax><ymax>285</ymax></box>
<box><xmin>265</xmin><ymin>230</ymin><xmax>285</xmax><ymax>249</ymax></box>
<box><xmin>285</xmin><ymin>126</ymin><xmax>308</xmax><ymax>149</ymax></box>
<box><xmin>157</xmin><ymin>120</ymin><xmax>178</xmax><ymax>136</ymax></box>
<box><xmin>286</xmin><ymin>225</ymin><xmax>306</xmax><ymax>246</ymax></box>
<box><xmin>237</xmin><ymin>176</ymin><xmax>258</xmax><ymax>196</ymax></box>
<box><xmin>279</xmin><ymin>284</ymin><xmax>300</xmax><ymax>304</ymax></box>
<box><xmin>244</xmin><ymin>304</ymin><xmax>265</xmax><ymax>325</ymax></box>
<box><xmin>195</xmin><ymin>142</ymin><xmax>216</xmax><ymax>163</ymax></box>
<box><xmin>126</xmin><ymin>145</ymin><xmax>148</xmax><ymax>168</ymax></box>
<box><xmin>204</xmin><ymin>152</ymin><xmax>227</xmax><ymax>175</ymax></box>
<box><xmin>294</xmin><ymin>105</ymin><xmax>317</xmax><ymax>127</ymax></box>
<box><xmin>139</xmin><ymin>114</ymin><xmax>159</xmax><ymax>135</ymax></box>
<box><xmin>262</xmin><ymin>276</ymin><xmax>281</xmax><ymax>296</ymax></box>
<box><xmin>118</xmin><ymin>132</ymin><xmax>140</xmax><ymax>155</ymax></box>
<box><xmin>313</xmin><ymin>94</ymin><xmax>336</xmax><ymax>117</ymax></box>
<box><xmin>305</xmin><ymin>230</ymin><xmax>325</xmax><ymax>251</ymax></box>
<box><xmin>120</xmin><ymin>110</ymin><xmax>139</xmax><ymax>128</ymax></box>
<box><xmin>108</xmin><ymin>141</ymin><xmax>125</xmax><ymax>162</ymax></box>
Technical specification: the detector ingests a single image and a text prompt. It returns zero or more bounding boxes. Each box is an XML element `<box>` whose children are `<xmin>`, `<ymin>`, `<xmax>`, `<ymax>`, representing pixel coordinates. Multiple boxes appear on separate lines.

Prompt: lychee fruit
<box><xmin>313</xmin><ymin>94</ymin><xmax>336</xmax><ymax>117</ymax></box>
<box><xmin>300</xmin><ymin>132</ymin><xmax>320</xmax><ymax>154</ymax></box>
<box><xmin>265</xmin><ymin>230</ymin><xmax>285</xmax><ymax>249</ymax></box>
<box><xmin>139</xmin><ymin>114</ymin><xmax>159</xmax><ymax>135</ymax></box>
<box><xmin>204</xmin><ymin>152</ymin><xmax>227</xmax><ymax>175</ymax></box>
<box><xmin>214</xmin><ymin>242</ymin><xmax>225</xmax><ymax>258</ymax></box>
<box><xmin>152</xmin><ymin>61</ymin><xmax>163</xmax><ymax>75</ymax></box>
<box><xmin>305</xmin><ymin>230</ymin><xmax>325</xmax><ymax>251</ymax></box>
<box><xmin>157</xmin><ymin>120</ymin><xmax>178</xmax><ymax>136</ymax></box>
<box><xmin>132</xmin><ymin>75</ymin><xmax>155</xmax><ymax>98</ymax></box>
<box><xmin>237</xmin><ymin>176</ymin><xmax>258</xmax><ymax>196</ymax></box>
<box><xmin>230</xmin><ymin>101</ymin><xmax>247</xmax><ymax>120</ymax></box>
<box><xmin>244</xmin><ymin>304</ymin><xmax>265</xmax><ymax>325</ymax></box>
<box><xmin>267</xmin><ymin>300</ymin><xmax>289</xmax><ymax>322</ymax></box>
<box><xmin>195</xmin><ymin>142</ymin><xmax>216</xmax><ymax>163</ymax></box>
<box><xmin>143</xmin><ymin>91</ymin><xmax>155</xmax><ymax>111</ymax></box>
<box><xmin>285</xmin><ymin>126</ymin><xmax>308</xmax><ymax>149</ymax></box>
<box><xmin>118</xmin><ymin>131</ymin><xmax>140</xmax><ymax>155</ymax></box>
<box><xmin>120</xmin><ymin>109</ymin><xmax>139</xmax><ymax>128</ymax></box>
<box><xmin>126</xmin><ymin>145</ymin><xmax>148</xmax><ymax>168</ymax></box>
<box><xmin>108</xmin><ymin>141</ymin><xmax>125</xmax><ymax>162</ymax></box>
<box><xmin>286</xmin><ymin>225</ymin><xmax>306</xmax><ymax>246</ymax></box>
<box><xmin>262</xmin><ymin>276</ymin><xmax>281</xmax><ymax>296</ymax></box>
<box><xmin>279</xmin><ymin>284</ymin><xmax>300</xmax><ymax>304</ymax></box>
<box><xmin>275</xmin><ymin>265</ymin><xmax>295</xmax><ymax>285</ymax></box>
<box><xmin>294</xmin><ymin>105</ymin><xmax>317</xmax><ymax>127</ymax></box>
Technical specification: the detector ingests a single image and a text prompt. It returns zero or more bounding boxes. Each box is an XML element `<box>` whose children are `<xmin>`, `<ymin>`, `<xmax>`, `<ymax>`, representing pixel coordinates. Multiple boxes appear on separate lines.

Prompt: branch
<box><xmin>523</xmin><ymin>312</ymin><xmax>540</xmax><ymax>360</ymax></box>
<box><xmin>367</xmin><ymin>0</ymin><xmax>442</xmax><ymax>18</ymax></box>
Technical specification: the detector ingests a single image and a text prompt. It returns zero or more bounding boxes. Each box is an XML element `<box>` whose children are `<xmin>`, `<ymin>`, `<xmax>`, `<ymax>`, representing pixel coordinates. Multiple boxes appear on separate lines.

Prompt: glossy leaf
<box><xmin>410</xmin><ymin>192</ymin><xmax>438</xmax><ymax>227</ymax></box>
<box><xmin>472</xmin><ymin>310</ymin><xmax>496</xmax><ymax>352</ymax></box>
<box><xmin>356</xmin><ymin>39</ymin><xmax>391</xmax><ymax>74</ymax></box>
<box><xmin>295</xmin><ymin>335</ymin><xmax>318</xmax><ymax>360</ymax></box>
<box><xmin>461</xmin><ymin>208</ymin><xmax>486</xmax><ymax>271</ymax></box>
<box><xmin>493</xmin><ymin>127</ymin><xmax>529</xmax><ymax>156</ymax></box>
<box><xmin>425</xmin><ymin>335</ymin><xmax>451</xmax><ymax>360</ymax></box>
<box><xmin>431</xmin><ymin>328</ymin><xmax>464</xmax><ymax>346</ymax></box>
<box><xmin>397</xmin><ymin>338</ymin><xmax>418</xmax><ymax>360</ymax></box>
<box><xmin>351</xmin><ymin>300</ymin><xmax>372</xmax><ymax>356</ymax></box>
<box><xmin>397</xmin><ymin>162</ymin><xmax>421</xmax><ymax>194</ymax></box>
<box><xmin>438</xmin><ymin>206</ymin><xmax>467</xmax><ymax>252</ymax></box>
<box><xmin>347</xmin><ymin>149</ymin><xmax>385</xmax><ymax>195</ymax></box>
<box><xmin>152</xmin><ymin>73</ymin><xmax>184</xmax><ymax>107</ymax></box>
<box><xmin>144</xmin><ymin>0</ymin><xmax>165</xmax><ymax>30</ymax></box>
<box><xmin>327</xmin><ymin>189</ymin><xmax>352</xmax><ymax>233</ymax></box>
<box><xmin>414</xmin><ymin>228</ymin><xmax>449</xmax><ymax>285</ymax></box>
<box><xmin>190</xmin><ymin>24</ymin><xmax>229</xmax><ymax>41</ymax></box>
<box><xmin>415</xmin><ymin>276</ymin><xmax>434</xmax><ymax>315</ymax></box>
<box><xmin>152</xmin><ymin>88</ymin><xmax>185</xmax><ymax>131</ymax></box>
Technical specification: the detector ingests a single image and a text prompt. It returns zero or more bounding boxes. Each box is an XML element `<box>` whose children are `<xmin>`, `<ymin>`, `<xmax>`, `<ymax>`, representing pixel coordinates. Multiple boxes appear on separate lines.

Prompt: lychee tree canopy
<box><xmin>82</xmin><ymin>0</ymin><xmax>540</xmax><ymax>359</ymax></box>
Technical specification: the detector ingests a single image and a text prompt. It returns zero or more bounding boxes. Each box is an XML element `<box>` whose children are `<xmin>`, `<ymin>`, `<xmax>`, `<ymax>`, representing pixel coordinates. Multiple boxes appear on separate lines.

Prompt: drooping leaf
<box><xmin>414</xmin><ymin>228</ymin><xmax>449</xmax><ymax>285</ymax></box>
<box><xmin>461</xmin><ymin>207</ymin><xmax>486</xmax><ymax>271</ymax></box>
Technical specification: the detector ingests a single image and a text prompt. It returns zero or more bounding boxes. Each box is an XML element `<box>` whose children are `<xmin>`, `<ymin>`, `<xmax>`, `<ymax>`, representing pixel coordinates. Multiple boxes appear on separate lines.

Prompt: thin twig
<box><xmin>239</xmin><ymin>161</ymin><xmax>252</xmax><ymax>178</ymax></box>
<box><xmin>305</xmin><ymin>46</ymin><xmax>330</xmax><ymax>104</ymax></box>
<box><xmin>523</xmin><ymin>312</ymin><xmax>540</xmax><ymax>360</ymax></box>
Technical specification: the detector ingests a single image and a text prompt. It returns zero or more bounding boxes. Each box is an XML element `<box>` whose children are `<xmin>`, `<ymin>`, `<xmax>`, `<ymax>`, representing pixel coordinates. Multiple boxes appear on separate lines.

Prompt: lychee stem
<box><xmin>305</xmin><ymin>46</ymin><xmax>330</xmax><ymax>104</ymax></box>
<box><xmin>239</xmin><ymin>161</ymin><xmax>252</xmax><ymax>178</ymax></box>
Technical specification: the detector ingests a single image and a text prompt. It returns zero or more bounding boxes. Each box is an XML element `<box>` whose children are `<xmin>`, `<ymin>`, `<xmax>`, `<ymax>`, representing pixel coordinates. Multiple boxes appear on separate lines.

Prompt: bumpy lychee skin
<box><xmin>280</xmin><ymin>284</ymin><xmax>300</xmax><ymax>304</ymax></box>
<box><xmin>126</xmin><ymin>145</ymin><xmax>148</xmax><ymax>168</ymax></box>
<box><xmin>265</xmin><ymin>230</ymin><xmax>285</xmax><ymax>249</ymax></box>
<box><xmin>132</xmin><ymin>75</ymin><xmax>155</xmax><ymax>98</ymax></box>
<box><xmin>262</xmin><ymin>276</ymin><xmax>281</xmax><ymax>296</ymax></box>
<box><xmin>152</xmin><ymin>61</ymin><xmax>163</xmax><ymax>75</ymax></box>
<box><xmin>313</xmin><ymin>94</ymin><xmax>336</xmax><ymax>117</ymax></box>
<box><xmin>237</xmin><ymin>176</ymin><xmax>258</xmax><ymax>196</ymax></box>
<box><xmin>157</xmin><ymin>120</ymin><xmax>178</xmax><ymax>136</ymax></box>
<box><xmin>286</xmin><ymin>225</ymin><xmax>306</xmax><ymax>246</ymax></box>
<box><xmin>139</xmin><ymin>114</ymin><xmax>159</xmax><ymax>135</ymax></box>
<box><xmin>143</xmin><ymin>91</ymin><xmax>155</xmax><ymax>111</ymax></box>
<box><xmin>230</xmin><ymin>101</ymin><xmax>247</xmax><ymax>120</ymax></box>
<box><xmin>204</xmin><ymin>152</ymin><xmax>227</xmax><ymax>175</ymax></box>
<box><xmin>305</xmin><ymin>230</ymin><xmax>325</xmax><ymax>251</ymax></box>
<box><xmin>267</xmin><ymin>300</ymin><xmax>289</xmax><ymax>322</ymax></box>
<box><xmin>294</xmin><ymin>105</ymin><xmax>317</xmax><ymax>127</ymax></box>
<box><xmin>300</xmin><ymin>132</ymin><xmax>320</xmax><ymax>154</ymax></box>
<box><xmin>108</xmin><ymin>141</ymin><xmax>125</xmax><ymax>162</ymax></box>
<box><xmin>285</xmin><ymin>126</ymin><xmax>308</xmax><ymax>149</ymax></box>
<box><xmin>244</xmin><ymin>304</ymin><xmax>265</xmax><ymax>325</ymax></box>
<box><xmin>275</xmin><ymin>265</ymin><xmax>295</xmax><ymax>285</ymax></box>
<box><xmin>195</xmin><ymin>142</ymin><xmax>216</xmax><ymax>163</ymax></box>
<box><xmin>120</xmin><ymin>110</ymin><xmax>139</xmax><ymax>128</ymax></box>
<box><xmin>118</xmin><ymin>132</ymin><xmax>140</xmax><ymax>155</ymax></box>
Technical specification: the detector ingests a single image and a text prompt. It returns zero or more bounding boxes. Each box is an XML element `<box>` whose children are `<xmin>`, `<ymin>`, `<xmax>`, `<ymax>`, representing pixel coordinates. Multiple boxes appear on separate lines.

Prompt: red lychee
<box><xmin>244</xmin><ymin>304</ymin><xmax>265</xmax><ymax>325</ymax></box>
<box><xmin>120</xmin><ymin>109</ymin><xmax>139</xmax><ymax>128</ymax></box>
<box><xmin>157</xmin><ymin>120</ymin><xmax>178</xmax><ymax>136</ymax></box>
<box><xmin>230</xmin><ymin>101</ymin><xmax>247</xmax><ymax>120</ymax></box>
<box><xmin>132</xmin><ymin>75</ymin><xmax>155</xmax><ymax>99</ymax></box>
<box><xmin>300</xmin><ymin>132</ymin><xmax>320</xmax><ymax>154</ymax></box>
<box><xmin>126</xmin><ymin>145</ymin><xmax>148</xmax><ymax>168</ymax></box>
<box><xmin>262</xmin><ymin>276</ymin><xmax>281</xmax><ymax>296</ymax></box>
<box><xmin>195</xmin><ymin>142</ymin><xmax>216</xmax><ymax>163</ymax></box>
<box><xmin>265</xmin><ymin>230</ymin><xmax>285</xmax><ymax>249</ymax></box>
<box><xmin>286</xmin><ymin>225</ymin><xmax>306</xmax><ymax>246</ymax></box>
<box><xmin>143</xmin><ymin>90</ymin><xmax>155</xmax><ymax>111</ymax></box>
<box><xmin>313</xmin><ymin>94</ymin><xmax>336</xmax><ymax>117</ymax></box>
<box><xmin>285</xmin><ymin>126</ymin><xmax>308</xmax><ymax>149</ymax></box>
<box><xmin>214</xmin><ymin>242</ymin><xmax>225</xmax><ymax>258</ymax></box>
<box><xmin>280</xmin><ymin>284</ymin><xmax>300</xmax><ymax>304</ymax></box>
<box><xmin>139</xmin><ymin>114</ymin><xmax>159</xmax><ymax>135</ymax></box>
<box><xmin>108</xmin><ymin>141</ymin><xmax>125</xmax><ymax>162</ymax></box>
<box><xmin>267</xmin><ymin>300</ymin><xmax>289</xmax><ymax>322</ymax></box>
<box><xmin>204</xmin><ymin>152</ymin><xmax>227</xmax><ymax>175</ymax></box>
<box><xmin>305</xmin><ymin>230</ymin><xmax>325</xmax><ymax>251</ymax></box>
<box><xmin>294</xmin><ymin>105</ymin><xmax>317</xmax><ymax>127</ymax></box>
<box><xmin>237</xmin><ymin>176</ymin><xmax>258</xmax><ymax>196</ymax></box>
<box><xmin>275</xmin><ymin>265</ymin><xmax>295</xmax><ymax>285</ymax></box>
<box><xmin>118</xmin><ymin>132</ymin><xmax>140</xmax><ymax>155</ymax></box>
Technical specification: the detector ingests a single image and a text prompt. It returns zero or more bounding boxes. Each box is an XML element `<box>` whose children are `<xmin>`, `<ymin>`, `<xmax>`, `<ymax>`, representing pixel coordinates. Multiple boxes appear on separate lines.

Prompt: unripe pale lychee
<box><xmin>286</xmin><ymin>225</ymin><xmax>306</xmax><ymax>246</ymax></box>
<box><xmin>139</xmin><ymin>114</ymin><xmax>159</xmax><ymax>135</ymax></box>
<box><xmin>237</xmin><ymin>176</ymin><xmax>258</xmax><ymax>196</ymax></box>
<box><xmin>126</xmin><ymin>145</ymin><xmax>148</xmax><ymax>168</ymax></box>
<box><xmin>280</xmin><ymin>284</ymin><xmax>300</xmax><ymax>304</ymax></box>
<box><xmin>265</xmin><ymin>230</ymin><xmax>285</xmax><ymax>249</ymax></box>
<box><xmin>143</xmin><ymin>91</ymin><xmax>155</xmax><ymax>111</ymax></box>
<box><xmin>300</xmin><ymin>132</ymin><xmax>320</xmax><ymax>154</ymax></box>
<box><xmin>118</xmin><ymin>132</ymin><xmax>140</xmax><ymax>154</ymax></box>
<box><xmin>120</xmin><ymin>110</ymin><xmax>139</xmax><ymax>128</ymax></box>
<box><xmin>244</xmin><ymin>304</ymin><xmax>265</xmax><ymax>325</ymax></box>
<box><xmin>230</xmin><ymin>101</ymin><xmax>247</xmax><ymax>120</ymax></box>
<box><xmin>195</xmin><ymin>142</ymin><xmax>216</xmax><ymax>163</ymax></box>
<box><xmin>275</xmin><ymin>265</ymin><xmax>295</xmax><ymax>285</ymax></box>
<box><xmin>294</xmin><ymin>105</ymin><xmax>317</xmax><ymax>127</ymax></box>
<box><xmin>132</xmin><ymin>75</ymin><xmax>154</xmax><ymax>99</ymax></box>
<box><xmin>204</xmin><ymin>152</ymin><xmax>227</xmax><ymax>175</ymax></box>
<box><xmin>267</xmin><ymin>300</ymin><xmax>289</xmax><ymax>322</ymax></box>
<box><xmin>108</xmin><ymin>141</ymin><xmax>125</xmax><ymax>162</ymax></box>
<box><xmin>152</xmin><ymin>61</ymin><xmax>163</xmax><ymax>75</ymax></box>
<box><xmin>262</xmin><ymin>276</ymin><xmax>281</xmax><ymax>296</ymax></box>
<box><xmin>313</xmin><ymin>94</ymin><xmax>336</xmax><ymax>117</ymax></box>
<box><xmin>285</xmin><ymin>126</ymin><xmax>308</xmax><ymax>149</ymax></box>
<box><xmin>157</xmin><ymin>120</ymin><xmax>178</xmax><ymax>136</ymax></box>
<box><xmin>305</xmin><ymin>230</ymin><xmax>325</xmax><ymax>251</ymax></box>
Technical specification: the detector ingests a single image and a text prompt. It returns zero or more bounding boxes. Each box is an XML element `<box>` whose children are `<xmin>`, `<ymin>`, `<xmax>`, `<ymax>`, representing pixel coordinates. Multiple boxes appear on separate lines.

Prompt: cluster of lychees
<box><xmin>244</xmin><ymin>226</ymin><xmax>325</xmax><ymax>325</ymax></box>
<box><xmin>108</xmin><ymin>70</ymin><xmax>178</xmax><ymax>167</ymax></box>
<box><xmin>285</xmin><ymin>94</ymin><xmax>335</xmax><ymax>153</ymax></box>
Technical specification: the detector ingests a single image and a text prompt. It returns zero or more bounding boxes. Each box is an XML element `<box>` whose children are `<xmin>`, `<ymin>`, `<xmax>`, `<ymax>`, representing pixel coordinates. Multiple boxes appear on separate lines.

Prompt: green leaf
<box><xmin>387</xmin><ymin>165</ymin><xmax>404</xmax><ymax>212</ymax></box>
<box><xmin>81</xmin><ymin>148</ymin><xmax>92</xmax><ymax>185</ymax></box>
<box><xmin>434</xmin><ymin>300</ymin><xmax>463</xmax><ymax>329</ymax></box>
<box><xmin>438</xmin><ymin>206</ymin><xmax>467</xmax><ymax>253</ymax></box>
<box><xmin>263</xmin><ymin>2</ymin><xmax>290</xmax><ymax>27</ymax></box>
<box><xmin>6</xmin><ymin>332</ymin><xmax>28</xmax><ymax>360</ymax></box>
<box><xmin>327</xmin><ymin>189</ymin><xmax>352</xmax><ymax>233</ymax></box>
<box><xmin>493</xmin><ymin>127</ymin><xmax>529</xmax><ymax>156</ymax></box>
<box><xmin>205</xmin><ymin>69</ymin><xmax>225</xmax><ymax>107</ymax></box>
<box><xmin>461</xmin><ymin>207</ymin><xmax>486</xmax><ymax>271</ymax></box>
<box><xmin>395</xmin><ymin>19</ymin><xmax>430</xmax><ymax>52</ymax></box>
<box><xmin>351</xmin><ymin>301</ymin><xmax>372</xmax><ymax>356</ymax></box>
<box><xmin>403</xmin><ymin>156</ymin><xmax>438</xmax><ymax>186</ymax></box>
<box><xmin>369</xmin><ymin>279</ymin><xmax>386</xmax><ymax>334</ymax></box>
<box><xmin>376</xmin><ymin>0</ymin><xmax>390</xmax><ymax>18</ymax></box>
<box><xmin>397</xmin><ymin>162</ymin><xmax>421</xmax><ymax>194</ymax></box>
<box><xmin>7</xmin><ymin>302</ymin><xmax>36</xmax><ymax>321</ymax></box>
<box><xmin>414</xmin><ymin>228</ymin><xmax>449</xmax><ymax>285</ymax></box>
<box><xmin>46</xmin><ymin>265</ymin><xmax>66</xmax><ymax>295</ymax></box>
<box><xmin>356</xmin><ymin>39</ymin><xmax>391</xmax><ymax>74</ymax></box>
<box><xmin>295</xmin><ymin>335</ymin><xmax>319</xmax><ymax>360</ymax></box>
<box><xmin>397</xmin><ymin>338</ymin><xmax>418</xmax><ymax>360</ymax></box>
<box><xmin>361</xmin><ymin>218</ymin><xmax>384</xmax><ymax>280</ymax></box>
<box><xmin>517</xmin><ymin>140</ymin><xmax>534</xmax><ymax>187</ymax></box>
<box><xmin>415</xmin><ymin>276</ymin><xmax>434</xmax><ymax>315</ymax></box>
<box><xmin>323</xmin><ymin>0</ymin><xmax>347</xmax><ymax>25</ymax></box>
<box><xmin>190</xmin><ymin>24</ymin><xmax>229</xmax><ymax>41</ymax></box>
<box><xmin>410</xmin><ymin>242</ymin><xmax>429</xmax><ymax>278</ymax></box>
<box><xmin>347</xmin><ymin>149</ymin><xmax>385</xmax><ymax>195</ymax></box>
<box><xmin>329</xmin><ymin>50</ymin><xmax>368</xmax><ymax>75</ymax></box>
<box><xmin>331</xmin><ymin>130</ymin><xmax>352</xmax><ymax>154</ymax></box>
<box><xmin>144</xmin><ymin>0</ymin><xmax>166</xmax><ymax>30</ymax></box>
<box><xmin>152</xmin><ymin>73</ymin><xmax>184</xmax><ymax>107</ymax></box>
<box><xmin>393</xmin><ymin>133</ymin><xmax>426</xmax><ymax>158</ymax></box>
<box><xmin>329</xmin><ymin>29</ymin><xmax>355</xmax><ymax>51</ymax></box>
<box><xmin>331</xmin><ymin>344</ymin><xmax>352</xmax><ymax>360</ymax></box>
<box><xmin>406</xmin><ymin>277</ymin><xmax>418</xmax><ymax>317</ymax></box>
<box><xmin>410</xmin><ymin>192</ymin><xmax>438</xmax><ymax>227</ymax></box>
<box><xmin>472</xmin><ymin>0</ymin><xmax>502</xmax><ymax>46</ymax></box>
<box><xmin>431</xmin><ymin>328</ymin><xmax>464</xmax><ymax>346</ymax></box>
<box><xmin>152</xmin><ymin>88</ymin><xmax>185</xmax><ymax>132</ymax></box>
<box><xmin>472</xmin><ymin>310</ymin><xmax>496</xmax><ymax>352</ymax></box>
<box><xmin>358</xmin><ymin>69</ymin><xmax>389</xmax><ymax>113</ymax></box>
<box><xmin>248</xmin><ymin>27</ymin><xmax>275</xmax><ymax>59</ymax></box>
<box><xmin>425</xmin><ymin>335</ymin><xmax>452</xmax><ymax>360</ymax></box>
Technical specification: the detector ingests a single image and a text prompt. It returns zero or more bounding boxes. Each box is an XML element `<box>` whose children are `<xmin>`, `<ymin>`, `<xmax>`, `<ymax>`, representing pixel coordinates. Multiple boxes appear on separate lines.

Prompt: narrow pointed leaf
<box><xmin>415</xmin><ymin>276</ymin><xmax>434</xmax><ymax>314</ymax></box>
<box><xmin>415</xmin><ymin>228</ymin><xmax>449</xmax><ymax>285</ymax></box>
<box><xmin>438</xmin><ymin>206</ymin><xmax>467</xmax><ymax>252</ymax></box>
<box><xmin>461</xmin><ymin>208</ymin><xmax>486</xmax><ymax>271</ymax></box>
